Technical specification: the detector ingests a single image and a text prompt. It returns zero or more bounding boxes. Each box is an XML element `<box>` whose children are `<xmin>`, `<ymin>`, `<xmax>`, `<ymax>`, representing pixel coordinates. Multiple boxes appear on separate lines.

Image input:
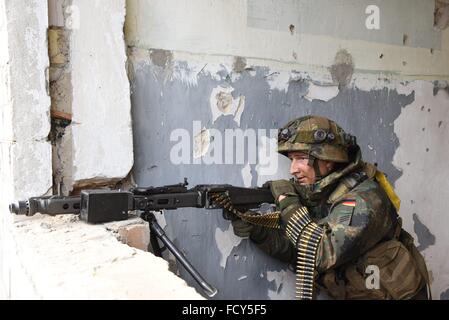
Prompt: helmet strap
<box><xmin>307</xmin><ymin>154</ymin><xmax>323</xmax><ymax>181</ymax></box>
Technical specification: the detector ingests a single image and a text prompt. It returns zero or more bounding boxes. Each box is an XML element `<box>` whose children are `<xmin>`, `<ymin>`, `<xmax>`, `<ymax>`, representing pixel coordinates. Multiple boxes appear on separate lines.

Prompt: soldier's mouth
<box><xmin>296</xmin><ymin>176</ymin><xmax>307</xmax><ymax>183</ymax></box>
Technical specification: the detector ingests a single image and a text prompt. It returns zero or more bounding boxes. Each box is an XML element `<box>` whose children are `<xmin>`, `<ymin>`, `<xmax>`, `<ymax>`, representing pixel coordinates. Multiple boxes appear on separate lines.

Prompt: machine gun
<box><xmin>9</xmin><ymin>178</ymin><xmax>277</xmax><ymax>298</ymax></box>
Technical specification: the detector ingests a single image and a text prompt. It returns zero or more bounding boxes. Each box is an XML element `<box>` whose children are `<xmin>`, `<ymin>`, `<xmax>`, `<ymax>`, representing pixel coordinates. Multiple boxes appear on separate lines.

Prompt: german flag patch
<box><xmin>341</xmin><ymin>199</ymin><xmax>356</xmax><ymax>207</ymax></box>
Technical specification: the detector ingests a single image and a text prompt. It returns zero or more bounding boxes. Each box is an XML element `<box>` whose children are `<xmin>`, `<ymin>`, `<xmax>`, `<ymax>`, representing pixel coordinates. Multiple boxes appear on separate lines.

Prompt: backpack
<box><xmin>320</xmin><ymin>165</ymin><xmax>432</xmax><ymax>300</ymax></box>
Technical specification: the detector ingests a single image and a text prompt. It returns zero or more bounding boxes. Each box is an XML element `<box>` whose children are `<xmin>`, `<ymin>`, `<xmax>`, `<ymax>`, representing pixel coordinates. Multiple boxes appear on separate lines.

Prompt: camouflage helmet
<box><xmin>277</xmin><ymin>115</ymin><xmax>356</xmax><ymax>163</ymax></box>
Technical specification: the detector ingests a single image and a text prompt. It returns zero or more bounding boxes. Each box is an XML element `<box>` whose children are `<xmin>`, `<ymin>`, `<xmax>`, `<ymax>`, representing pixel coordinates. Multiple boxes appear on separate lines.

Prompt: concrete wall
<box><xmin>3</xmin><ymin>214</ymin><xmax>203</xmax><ymax>299</ymax></box>
<box><xmin>126</xmin><ymin>0</ymin><xmax>449</xmax><ymax>299</ymax></box>
<box><xmin>48</xmin><ymin>0</ymin><xmax>134</xmax><ymax>195</ymax></box>
<box><xmin>0</xmin><ymin>0</ymin><xmax>52</xmax><ymax>299</ymax></box>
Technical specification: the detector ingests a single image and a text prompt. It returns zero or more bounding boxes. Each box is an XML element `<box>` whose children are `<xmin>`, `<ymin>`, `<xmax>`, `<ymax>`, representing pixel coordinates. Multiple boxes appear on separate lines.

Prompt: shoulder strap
<box><xmin>327</xmin><ymin>171</ymin><xmax>368</xmax><ymax>205</ymax></box>
<box><xmin>375</xmin><ymin>171</ymin><xmax>401</xmax><ymax>212</ymax></box>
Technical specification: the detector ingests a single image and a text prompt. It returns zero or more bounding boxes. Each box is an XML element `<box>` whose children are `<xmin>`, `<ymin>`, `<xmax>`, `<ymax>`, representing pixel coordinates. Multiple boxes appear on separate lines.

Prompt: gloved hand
<box><xmin>269</xmin><ymin>180</ymin><xmax>302</xmax><ymax>211</ymax></box>
<box><xmin>231</xmin><ymin>218</ymin><xmax>253</xmax><ymax>237</ymax></box>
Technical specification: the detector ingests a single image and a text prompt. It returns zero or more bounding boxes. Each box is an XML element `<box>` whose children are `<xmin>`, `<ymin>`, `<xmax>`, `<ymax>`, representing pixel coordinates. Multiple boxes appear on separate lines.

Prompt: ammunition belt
<box><xmin>285</xmin><ymin>206</ymin><xmax>323</xmax><ymax>300</ymax></box>
<box><xmin>210</xmin><ymin>193</ymin><xmax>281</xmax><ymax>229</ymax></box>
<box><xmin>211</xmin><ymin>193</ymin><xmax>324</xmax><ymax>300</ymax></box>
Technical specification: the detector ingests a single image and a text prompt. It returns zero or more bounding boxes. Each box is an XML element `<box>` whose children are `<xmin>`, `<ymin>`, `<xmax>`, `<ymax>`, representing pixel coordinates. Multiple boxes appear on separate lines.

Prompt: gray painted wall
<box><xmin>129</xmin><ymin>55</ymin><xmax>418</xmax><ymax>299</ymax></box>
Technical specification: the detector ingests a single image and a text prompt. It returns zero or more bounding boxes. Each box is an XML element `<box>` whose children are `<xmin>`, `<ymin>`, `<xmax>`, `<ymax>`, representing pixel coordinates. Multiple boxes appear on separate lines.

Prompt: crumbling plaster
<box><xmin>49</xmin><ymin>0</ymin><xmax>134</xmax><ymax>194</ymax></box>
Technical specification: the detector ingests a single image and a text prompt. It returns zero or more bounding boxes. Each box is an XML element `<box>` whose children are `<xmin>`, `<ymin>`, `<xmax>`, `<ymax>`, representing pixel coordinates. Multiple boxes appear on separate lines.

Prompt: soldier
<box><xmin>232</xmin><ymin>115</ymin><xmax>430</xmax><ymax>300</ymax></box>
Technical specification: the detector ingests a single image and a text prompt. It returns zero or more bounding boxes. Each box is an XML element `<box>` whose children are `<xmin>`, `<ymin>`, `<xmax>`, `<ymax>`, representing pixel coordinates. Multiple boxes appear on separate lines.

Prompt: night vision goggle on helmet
<box><xmin>277</xmin><ymin>115</ymin><xmax>357</xmax><ymax>163</ymax></box>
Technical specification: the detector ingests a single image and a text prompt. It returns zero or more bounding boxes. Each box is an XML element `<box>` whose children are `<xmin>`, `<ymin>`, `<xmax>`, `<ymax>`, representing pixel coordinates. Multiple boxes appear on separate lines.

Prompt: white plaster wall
<box><xmin>0</xmin><ymin>0</ymin><xmax>11</xmax><ymax>144</ymax></box>
<box><xmin>0</xmin><ymin>0</ymin><xmax>52</xmax><ymax>197</ymax></box>
<box><xmin>70</xmin><ymin>0</ymin><xmax>133</xmax><ymax>184</ymax></box>
<box><xmin>0</xmin><ymin>0</ymin><xmax>52</xmax><ymax>298</ymax></box>
<box><xmin>393</xmin><ymin>81</ymin><xmax>449</xmax><ymax>299</ymax></box>
<box><xmin>126</xmin><ymin>0</ymin><xmax>449</xmax><ymax>79</ymax></box>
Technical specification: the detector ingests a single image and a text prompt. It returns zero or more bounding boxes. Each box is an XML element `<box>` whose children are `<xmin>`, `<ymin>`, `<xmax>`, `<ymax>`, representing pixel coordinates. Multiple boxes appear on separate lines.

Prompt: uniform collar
<box><xmin>294</xmin><ymin>146</ymin><xmax>364</xmax><ymax>203</ymax></box>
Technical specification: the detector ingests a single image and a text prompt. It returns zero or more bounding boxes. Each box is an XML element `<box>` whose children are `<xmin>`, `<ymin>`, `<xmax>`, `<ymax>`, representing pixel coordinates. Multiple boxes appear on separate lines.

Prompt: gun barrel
<box><xmin>9</xmin><ymin>202</ymin><xmax>20</xmax><ymax>214</ymax></box>
<box><xmin>9</xmin><ymin>196</ymin><xmax>81</xmax><ymax>216</ymax></box>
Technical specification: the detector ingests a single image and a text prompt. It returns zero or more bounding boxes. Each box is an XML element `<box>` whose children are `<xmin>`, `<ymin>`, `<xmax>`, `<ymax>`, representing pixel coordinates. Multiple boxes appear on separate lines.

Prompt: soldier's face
<box><xmin>288</xmin><ymin>151</ymin><xmax>335</xmax><ymax>184</ymax></box>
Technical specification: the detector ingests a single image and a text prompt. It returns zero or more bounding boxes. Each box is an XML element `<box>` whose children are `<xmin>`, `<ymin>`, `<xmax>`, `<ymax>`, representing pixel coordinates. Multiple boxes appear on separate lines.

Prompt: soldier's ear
<box><xmin>325</xmin><ymin>161</ymin><xmax>335</xmax><ymax>171</ymax></box>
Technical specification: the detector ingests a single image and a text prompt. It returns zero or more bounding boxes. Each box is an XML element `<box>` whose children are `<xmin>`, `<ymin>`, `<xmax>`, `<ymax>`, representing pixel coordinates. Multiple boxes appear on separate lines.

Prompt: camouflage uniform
<box><xmin>239</xmin><ymin>116</ymin><xmax>430</xmax><ymax>300</ymax></box>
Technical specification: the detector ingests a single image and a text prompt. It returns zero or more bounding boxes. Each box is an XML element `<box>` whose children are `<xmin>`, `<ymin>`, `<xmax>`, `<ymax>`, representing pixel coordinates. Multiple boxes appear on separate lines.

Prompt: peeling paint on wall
<box><xmin>255</xmin><ymin>134</ymin><xmax>291</xmax><ymax>184</ymax></box>
<box><xmin>413</xmin><ymin>213</ymin><xmax>436</xmax><ymax>252</ymax></box>
<box><xmin>233</xmin><ymin>96</ymin><xmax>245</xmax><ymax>126</ymax></box>
<box><xmin>241</xmin><ymin>163</ymin><xmax>252</xmax><ymax>187</ymax></box>
<box><xmin>304</xmin><ymin>82</ymin><xmax>339</xmax><ymax>102</ymax></box>
<box><xmin>209</xmin><ymin>85</ymin><xmax>245</xmax><ymax>125</ymax></box>
<box><xmin>193</xmin><ymin>127</ymin><xmax>210</xmax><ymax>159</ymax></box>
<box><xmin>171</xmin><ymin>61</ymin><xmax>200</xmax><ymax>88</ymax></box>
<box><xmin>265</xmin><ymin>269</ymin><xmax>297</xmax><ymax>300</ymax></box>
<box><xmin>214</xmin><ymin>224</ymin><xmax>243</xmax><ymax>269</ymax></box>
<box><xmin>266</xmin><ymin>71</ymin><xmax>291</xmax><ymax>92</ymax></box>
<box><xmin>393</xmin><ymin>81</ymin><xmax>449</xmax><ymax>299</ymax></box>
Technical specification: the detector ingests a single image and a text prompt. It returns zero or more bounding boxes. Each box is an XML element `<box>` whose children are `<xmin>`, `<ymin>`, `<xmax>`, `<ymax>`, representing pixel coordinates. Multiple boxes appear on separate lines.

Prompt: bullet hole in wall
<box><xmin>403</xmin><ymin>34</ymin><xmax>409</xmax><ymax>46</ymax></box>
<box><xmin>289</xmin><ymin>24</ymin><xmax>295</xmax><ymax>35</ymax></box>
